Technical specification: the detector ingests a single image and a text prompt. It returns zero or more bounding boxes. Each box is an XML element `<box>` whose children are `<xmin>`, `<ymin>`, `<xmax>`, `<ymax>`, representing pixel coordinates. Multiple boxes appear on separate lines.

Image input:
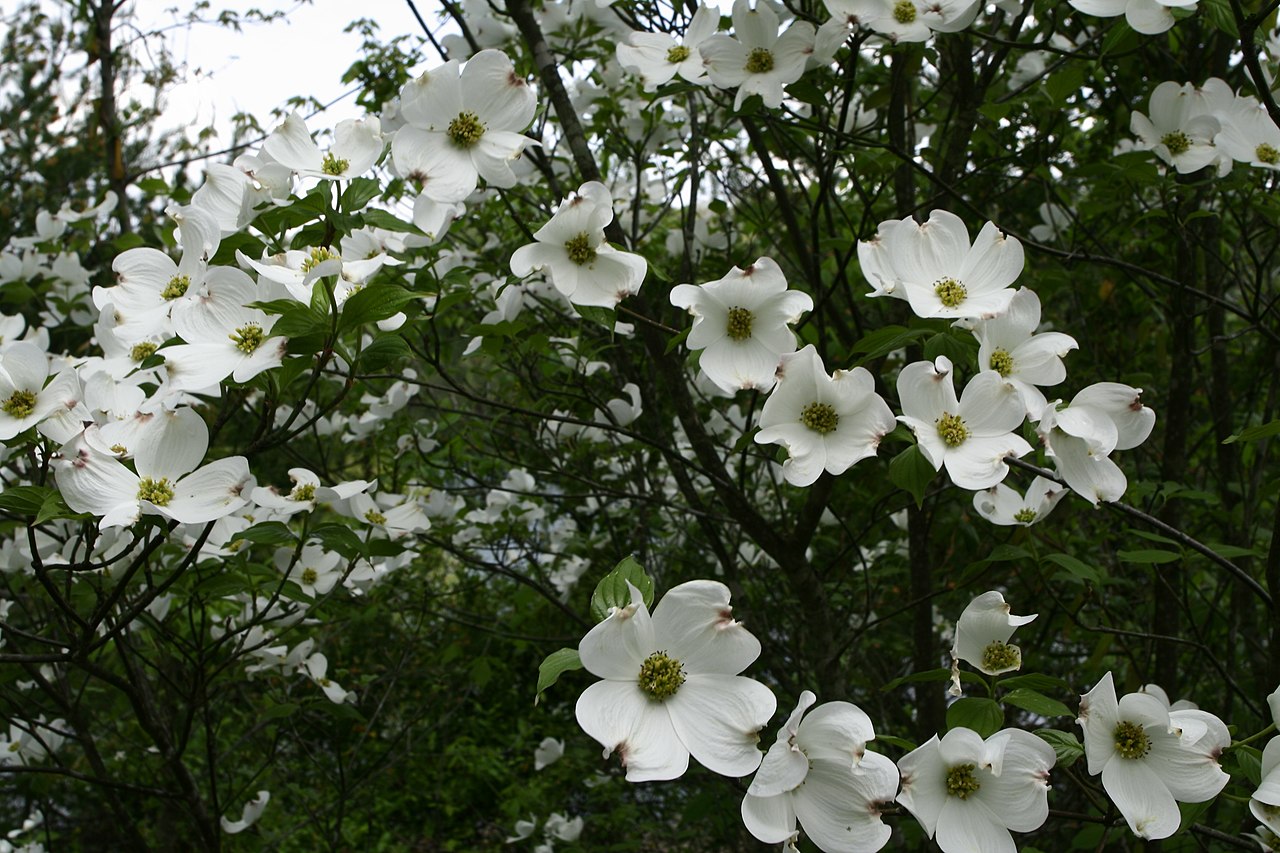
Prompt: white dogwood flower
<box><xmin>263</xmin><ymin>112</ymin><xmax>384</xmax><ymax>182</ymax></box>
<box><xmin>616</xmin><ymin>5</ymin><xmax>718</xmax><ymax>91</ymax></box>
<box><xmin>952</xmin><ymin>591</ymin><xmax>1037</xmax><ymax>677</ymax></box>
<box><xmin>575</xmin><ymin>580</ymin><xmax>776</xmax><ymax>782</ymax></box>
<box><xmin>755</xmin><ymin>345</ymin><xmax>896</xmax><ymax>487</ymax></box>
<box><xmin>970</xmin><ymin>287</ymin><xmax>1078</xmax><ymax>419</ymax></box>
<box><xmin>700</xmin><ymin>0</ymin><xmax>815</xmax><ymax>111</ymax></box>
<box><xmin>972</xmin><ymin>476</ymin><xmax>1068</xmax><ymax>526</ymax></box>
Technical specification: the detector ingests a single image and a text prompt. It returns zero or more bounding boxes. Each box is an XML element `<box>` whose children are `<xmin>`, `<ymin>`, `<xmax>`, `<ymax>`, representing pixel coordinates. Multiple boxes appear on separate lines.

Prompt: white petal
<box><xmin>575</xmin><ymin>680</ymin><xmax>690</xmax><ymax>782</ymax></box>
<box><xmin>793</xmin><ymin>754</ymin><xmax>897</xmax><ymax>853</ymax></box>
<box><xmin>1101</xmin><ymin>755</ymin><xmax>1182</xmax><ymax>839</ymax></box>
<box><xmin>741</xmin><ymin>791</ymin><xmax>798</xmax><ymax>845</ymax></box>
<box><xmin>666</xmin><ymin>674</ymin><xmax>775</xmax><ymax>777</ymax></box>
<box><xmin>650</xmin><ymin>580</ymin><xmax>761</xmax><ymax>675</ymax></box>
<box><xmin>578</xmin><ymin>583</ymin><xmax>655</xmax><ymax>679</ymax></box>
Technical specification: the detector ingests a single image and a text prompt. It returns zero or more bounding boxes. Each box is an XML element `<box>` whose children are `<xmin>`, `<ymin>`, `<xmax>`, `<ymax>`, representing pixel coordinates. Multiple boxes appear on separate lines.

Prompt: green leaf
<box><xmin>849</xmin><ymin>325</ymin><xmax>929</xmax><ymax>364</ymax></box>
<box><xmin>359</xmin><ymin>335</ymin><xmax>412</xmax><ymax>371</ymax></box>
<box><xmin>889</xmin><ymin>445</ymin><xmax>936</xmax><ymax>508</ymax></box>
<box><xmin>875</xmin><ymin>735</ymin><xmax>919</xmax><ymax>752</ymax></box>
<box><xmin>590</xmin><ymin>555</ymin><xmax>655</xmax><ymax>623</ymax></box>
<box><xmin>882</xmin><ymin>667</ymin><xmax>982</xmax><ymax>692</ymax></box>
<box><xmin>1206</xmin><ymin>543</ymin><xmax>1259</xmax><ymax>559</ymax></box>
<box><xmin>36</xmin><ymin>491</ymin><xmax>83</xmax><ymax>524</ymax></box>
<box><xmin>1224</xmin><ymin>419</ymin><xmax>1280</xmax><ymax>444</ymax></box>
<box><xmin>1201</xmin><ymin>0</ymin><xmax>1239</xmax><ymax>37</ymax></box>
<box><xmin>946</xmin><ymin>697</ymin><xmax>1003</xmax><ymax>737</ymax></box>
<box><xmin>261</xmin><ymin>702</ymin><xmax>300</xmax><ymax>720</ymax></box>
<box><xmin>339</xmin><ymin>285</ymin><xmax>418</xmax><ymax>333</ymax></box>
<box><xmin>0</xmin><ymin>486</ymin><xmax>54</xmax><ymax>516</ymax></box>
<box><xmin>535</xmin><ymin>647</ymin><xmax>583</xmax><ymax>705</ymax></box>
<box><xmin>340</xmin><ymin>177</ymin><xmax>381</xmax><ymax>212</ymax></box>
<box><xmin>1116</xmin><ymin>549</ymin><xmax>1181</xmax><ymax>564</ymax></box>
<box><xmin>1042</xmin><ymin>552</ymin><xmax>1100</xmax><ymax>583</ymax></box>
<box><xmin>1034</xmin><ymin>729</ymin><xmax>1084</xmax><ymax>768</ymax></box>
<box><xmin>310</xmin><ymin>523</ymin><xmax>363</xmax><ymax>559</ymax></box>
<box><xmin>983</xmin><ymin>544</ymin><xmax>1031</xmax><ymax>563</ymax></box>
<box><xmin>664</xmin><ymin>325</ymin><xmax>691</xmax><ymax>355</ymax></box>
<box><xmin>1001</xmin><ymin>688</ymin><xmax>1073</xmax><ymax>718</ymax></box>
<box><xmin>1100</xmin><ymin>21</ymin><xmax>1139</xmax><ymax>56</ymax></box>
<box><xmin>361</xmin><ymin>208</ymin><xmax>417</xmax><ymax>233</ymax></box>
<box><xmin>232</xmin><ymin>521</ymin><xmax>297</xmax><ymax>546</ymax></box>
<box><xmin>574</xmin><ymin>304</ymin><xmax>615</xmax><ymax>329</ymax></box>
<box><xmin>999</xmin><ymin>673</ymin><xmax>1070</xmax><ymax>692</ymax></box>
<box><xmin>924</xmin><ymin>330</ymin><xmax>978</xmax><ymax>365</ymax></box>
<box><xmin>1044</xmin><ymin>66</ymin><xmax>1084</xmax><ymax>106</ymax></box>
<box><xmin>1228</xmin><ymin>744</ymin><xmax>1263</xmax><ymax>786</ymax></box>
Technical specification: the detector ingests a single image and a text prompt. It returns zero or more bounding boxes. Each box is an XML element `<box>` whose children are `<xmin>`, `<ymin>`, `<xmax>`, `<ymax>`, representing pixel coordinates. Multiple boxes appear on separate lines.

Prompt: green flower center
<box><xmin>321</xmin><ymin>152</ymin><xmax>350</xmax><ymax>176</ymax></box>
<box><xmin>300</xmin><ymin>246</ymin><xmax>340</xmax><ymax>273</ymax></box>
<box><xmin>989</xmin><ymin>349</ymin><xmax>1014</xmax><ymax>377</ymax></box>
<box><xmin>936</xmin><ymin>412</ymin><xmax>968</xmax><ymax>447</ymax></box>
<box><xmin>745</xmin><ymin>48</ymin><xmax>774</xmax><ymax>74</ymax></box>
<box><xmin>365</xmin><ymin>510</ymin><xmax>387</xmax><ymax>525</ymax></box>
<box><xmin>637</xmin><ymin>651</ymin><xmax>686</xmax><ymax>701</ymax></box>
<box><xmin>301</xmin><ymin>567</ymin><xmax>318</xmax><ymax>586</ymax></box>
<box><xmin>448</xmin><ymin>111</ymin><xmax>485</xmax><ymax>148</ymax></box>
<box><xmin>230</xmin><ymin>324</ymin><xmax>265</xmax><ymax>354</ymax></box>
<box><xmin>1013</xmin><ymin>507</ymin><xmax>1038</xmax><ymax>524</ymax></box>
<box><xmin>800</xmin><ymin>402</ymin><xmax>839</xmax><ymax>434</ymax></box>
<box><xmin>893</xmin><ymin>0</ymin><xmax>918</xmax><ymax>22</ymax></box>
<box><xmin>1257</xmin><ymin>143</ymin><xmax>1279</xmax><ymax>165</ymax></box>
<box><xmin>564</xmin><ymin>232</ymin><xmax>597</xmax><ymax>266</ymax></box>
<box><xmin>162</xmin><ymin>274</ymin><xmax>190</xmax><ymax>301</ymax></box>
<box><xmin>290</xmin><ymin>483</ymin><xmax>316</xmax><ymax>502</ymax></box>
<box><xmin>130</xmin><ymin>342</ymin><xmax>158</xmax><ymax>363</ymax></box>
<box><xmin>2</xmin><ymin>389</ymin><xmax>36</xmax><ymax>419</ymax></box>
<box><xmin>6</xmin><ymin>741</ymin><xmax>19</xmax><ymax>752</ymax></box>
<box><xmin>945</xmin><ymin>763</ymin><xmax>980</xmax><ymax>798</ymax></box>
<box><xmin>726</xmin><ymin>306</ymin><xmax>754</xmax><ymax>341</ymax></box>
<box><xmin>666</xmin><ymin>45</ymin><xmax>691</xmax><ymax>63</ymax></box>
<box><xmin>981</xmin><ymin>640</ymin><xmax>1020</xmax><ymax>672</ymax></box>
<box><xmin>1161</xmin><ymin>131</ymin><xmax>1192</xmax><ymax>157</ymax></box>
<box><xmin>137</xmin><ymin>476</ymin><xmax>174</xmax><ymax>507</ymax></box>
<box><xmin>934</xmin><ymin>277</ymin><xmax>967</xmax><ymax>308</ymax></box>
<box><xmin>1114</xmin><ymin>720</ymin><xmax>1151</xmax><ymax>759</ymax></box>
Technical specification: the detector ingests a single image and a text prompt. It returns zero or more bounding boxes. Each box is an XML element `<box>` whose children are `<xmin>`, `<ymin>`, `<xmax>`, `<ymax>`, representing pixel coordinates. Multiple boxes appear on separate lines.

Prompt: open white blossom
<box><xmin>616</xmin><ymin>5</ymin><xmax>718</xmax><ymax>91</ymax></box>
<box><xmin>699</xmin><ymin>0</ymin><xmax>815</xmax><ymax>111</ymax></box>
<box><xmin>952</xmin><ymin>590</ymin><xmax>1036</xmax><ymax>676</ymax></box>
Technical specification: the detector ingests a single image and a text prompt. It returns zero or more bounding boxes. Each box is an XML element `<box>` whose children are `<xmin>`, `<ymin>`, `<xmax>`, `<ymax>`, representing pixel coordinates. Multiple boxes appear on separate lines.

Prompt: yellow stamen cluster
<box><xmin>162</xmin><ymin>274</ymin><xmax>190</xmax><ymax>301</ymax></box>
<box><xmin>893</xmin><ymin>0</ymin><xmax>918</xmax><ymax>22</ymax></box>
<box><xmin>666</xmin><ymin>45</ymin><xmax>691</xmax><ymax>64</ymax></box>
<box><xmin>301</xmin><ymin>567</ymin><xmax>319</xmax><ymax>586</ymax></box>
<box><xmin>364</xmin><ymin>510</ymin><xmax>387</xmax><ymax>525</ymax></box>
<box><xmin>637</xmin><ymin>651</ymin><xmax>686</xmax><ymax>701</ymax></box>
<box><xmin>934</xmin><ymin>277</ymin><xmax>967</xmax><ymax>308</ymax></box>
<box><xmin>1113</xmin><ymin>720</ymin><xmax>1151</xmax><ymax>759</ymax></box>
<box><xmin>2</xmin><ymin>389</ymin><xmax>36</xmax><ymax>419</ymax></box>
<box><xmin>230</xmin><ymin>324</ymin><xmax>265</xmax><ymax>354</ymax></box>
<box><xmin>290</xmin><ymin>483</ymin><xmax>317</xmax><ymax>502</ymax></box>
<box><xmin>1013</xmin><ymin>508</ymin><xmax>1038</xmax><ymax>524</ymax></box>
<box><xmin>321</xmin><ymin>152</ymin><xmax>350</xmax><ymax>176</ymax></box>
<box><xmin>1257</xmin><ymin>143</ymin><xmax>1279</xmax><ymax>165</ymax></box>
<box><xmin>745</xmin><ymin>48</ymin><xmax>774</xmax><ymax>74</ymax></box>
<box><xmin>131</xmin><ymin>342</ymin><xmax>158</xmax><ymax>363</ymax></box>
<box><xmin>448</xmin><ymin>111</ymin><xmax>485</xmax><ymax>148</ymax></box>
<box><xmin>137</xmin><ymin>476</ymin><xmax>175</xmax><ymax>507</ymax></box>
<box><xmin>300</xmin><ymin>247</ymin><xmax>340</xmax><ymax>274</ymax></box>
<box><xmin>564</xmin><ymin>232</ymin><xmax>597</xmax><ymax>266</ymax></box>
<box><xmin>945</xmin><ymin>764</ymin><xmax>980</xmax><ymax>799</ymax></box>
<box><xmin>936</xmin><ymin>412</ymin><xmax>969</xmax><ymax>447</ymax></box>
<box><xmin>982</xmin><ymin>640</ymin><xmax>1020</xmax><ymax>672</ymax></box>
<box><xmin>726</xmin><ymin>307</ymin><xmax>754</xmax><ymax>341</ymax></box>
<box><xmin>800</xmin><ymin>402</ymin><xmax>839</xmax><ymax>434</ymax></box>
<box><xmin>989</xmin><ymin>349</ymin><xmax>1014</xmax><ymax>377</ymax></box>
<box><xmin>1161</xmin><ymin>131</ymin><xmax>1192</xmax><ymax>157</ymax></box>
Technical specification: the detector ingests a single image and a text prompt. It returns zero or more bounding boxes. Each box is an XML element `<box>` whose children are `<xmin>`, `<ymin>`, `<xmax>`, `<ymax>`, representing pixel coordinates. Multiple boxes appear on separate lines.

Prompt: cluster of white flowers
<box><xmin>1131</xmin><ymin>78</ymin><xmax>1280</xmax><ymax>175</ymax></box>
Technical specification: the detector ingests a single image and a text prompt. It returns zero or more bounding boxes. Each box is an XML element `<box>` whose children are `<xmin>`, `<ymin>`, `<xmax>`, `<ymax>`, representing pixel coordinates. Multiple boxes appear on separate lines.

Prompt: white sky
<box><xmin>126</xmin><ymin>0</ymin><xmax>436</xmax><ymax>144</ymax></box>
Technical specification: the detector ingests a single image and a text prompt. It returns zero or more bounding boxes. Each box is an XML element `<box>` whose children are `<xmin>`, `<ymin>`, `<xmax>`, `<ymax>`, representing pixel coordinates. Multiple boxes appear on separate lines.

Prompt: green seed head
<box><xmin>726</xmin><ymin>306</ymin><xmax>754</xmax><ymax>341</ymax></box>
<box><xmin>300</xmin><ymin>246</ymin><xmax>340</xmax><ymax>274</ymax></box>
<box><xmin>137</xmin><ymin>476</ymin><xmax>174</xmax><ymax>507</ymax></box>
<box><xmin>162</xmin><ymin>274</ymin><xmax>190</xmax><ymax>301</ymax></box>
<box><xmin>230</xmin><ymin>324</ymin><xmax>265</xmax><ymax>354</ymax></box>
<box><xmin>666</xmin><ymin>45</ymin><xmax>691</xmax><ymax>64</ymax></box>
<box><xmin>1113</xmin><ymin>720</ymin><xmax>1151</xmax><ymax>759</ymax></box>
<box><xmin>564</xmin><ymin>232</ymin><xmax>597</xmax><ymax>266</ymax></box>
<box><xmin>981</xmin><ymin>640</ymin><xmax>1020</xmax><ymax>672</ymax></box>
<box><xmin>989</xmin><ymin>349</ymin><xmax>1014</xmax><ymax>377</ymax></box>
<box><xmin>130</xmin><ymin>342</ymin><xmax>158</xmax><ymax>363</ymax></box>
<box><xmin>637</xmin><ymin>651</ymin><xmax>686</xmax><ymax>701</ymax></box>
<box><xmin>893</xmin><ymin>0</ymin><xmax>918</xmax><ymax>22</ymax></box>
<box><xmin>800</xmin><ymin>402</ymin><xmax>839</xmax><ymax>434</ymax></box>
<box><xmin>936</xmin><ymin>412</ymin><xmax>969</xmax><ymax>447</ymax></box>
<box><xmin>934</xmin><ymin>277</ymin><xmax>968</xmax><ymax>309</ymax></box>
<box><xmin>745</xmin><ymin>48</ymin><xmax>774</xmax><ymax>74</ymax></box>
<box><xmin>2</xmin><ymin>389</ymin><xmax>36</xmax><ymax>419</ymax></box>
<box><xmin>1013</xmin><ymin>507</ymin><xmax>1037</xmax><ymax>524</ymax></box>
<box><xmin>1257</xmin><ymin>143</ymin><xmax>1279</xmax><ymax>165</ymax></box>
<box><xmin>321</xmin><ymin>152</ymin><xmax>350</xmax><ymax>176</ymax></box>
<box><xmin>447</xmin><ymin>111</ymin><xmax>485</xmax><ymax>148</ymax></box>
<box><xmin>1161</xmin><ymin>131</ymin><xmax>1192</xmax><ymax>157</ymax></box>
<box><xmin>945</xmin><ymin>763</ymin><xmax>980</xmax><ymax>799</ymax></box>
<box><xmin>301</xmin><ymin>567</ymin><xmax>318</xmax><ymax>586</ymax></box>
<box><xmin>290</xmin><ymin>483</ymin><xmax>317</xmax><ymax>502</ymax></box>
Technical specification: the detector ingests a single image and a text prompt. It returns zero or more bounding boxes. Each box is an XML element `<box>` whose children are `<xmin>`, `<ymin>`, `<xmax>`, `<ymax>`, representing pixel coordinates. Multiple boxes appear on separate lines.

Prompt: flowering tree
<box><xmin>0</xmin><ymin>0</ymin><xmax>1279</xmax><ymax>849</ymax></box>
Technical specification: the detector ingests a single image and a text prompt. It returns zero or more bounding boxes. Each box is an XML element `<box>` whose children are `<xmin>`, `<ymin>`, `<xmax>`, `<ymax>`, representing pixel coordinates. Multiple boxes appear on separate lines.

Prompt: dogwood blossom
<box><xmin>1037</xmin><ymin>383</ymin><xmax>1155</xmax><ymax>505</ymax></box>
<box><xmin>263</xmin><ymin>112</ymin><xmax>384</xmax><ymax>182</ymax></box>
<box><xmin>1068</xmin><ymin>0</ymin><xmax>1196</xmax><ymax>36</ymax></box>
<box><xmin>616</xmin><ymin>5</ymin><xmax>718</xmax><ymax>91</ymax></box>
<box><xmin>700</xmin><ymin>0</ymin><xmax>815</xmax><ymax>111</ymax></box>
<box><xmin>825</xmin><ymin>0</ymin><xmax>980</xmax><ymax>43</ymax></box>
<box><xmin>972</xmin><ymin>476</ymin><xmax>1067</xmax><ymax>526</ymax></box>
<box><xmin>669</xmin><ymin>257</ymin><xmax>813</xmax><ymax>394</ymax></box>
<box><xmin>0</xmin><ymin>342</ymin><xmax>80</xmax><ymax>441</ymax></box>
<box><xmin>575</xmin><ymin>580</ymin><xmax>776</xmax><ymax>782</ymax></box>
<box><xmin>970</xmin><ymin>287</ymin><xmax>1078</xmax><ymax>419</ymax></box>
<box><xmin>1077</xmin><ymin>671</ymin><xmax>1229</xmax><ymax>839</ymax></box>
<box><xmin>952</xmin><ymin>591</ymin><xmax>1036</xmax><ymax>677</ymax></box>
<box><xmin>1252</xmin><ymin>737</ymin><xmax>1280</xmax><ymax>835</ymax></box>
<box><xmin>755</xmin><ymin>345</ymin><xmax>896</xmax><ymax>487</ymax></box>
<box><xmin>897</xmin><ymin>356</ymin><xmax>1032</xmax><ymax>490</ymax></box>
<box><xmin>741</xmin><ymin>691</ymin><xmax>898</xmax><ymax>852</ymax></box>
<box><xmin>897</xmin><ymin>727</ymin><xmax>1055</xmax><ymax>853</ymax></box>
<box><xmin>1131</xmin><ymin>81</ymin><xmax>1225</xmax><ymax>174</ymax></box>
<box><xmin>509</xmin><ymin>181</ymin><xmax>647</xmax><ymax>308</ymax></box>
